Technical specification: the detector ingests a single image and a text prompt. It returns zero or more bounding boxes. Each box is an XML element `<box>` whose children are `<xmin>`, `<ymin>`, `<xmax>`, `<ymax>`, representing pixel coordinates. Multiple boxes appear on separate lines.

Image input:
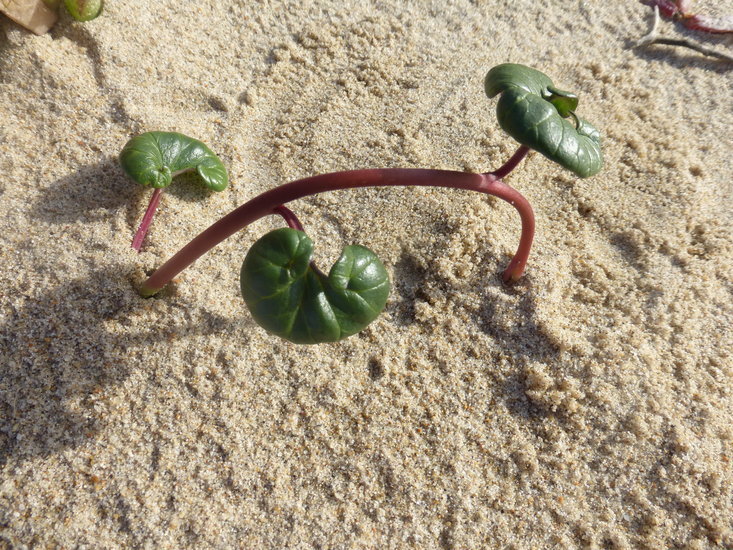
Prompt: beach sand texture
<box><xmin>1</xmin><ymin>1</ymin><xmax>732</xmax><ymax>548</ymax></box>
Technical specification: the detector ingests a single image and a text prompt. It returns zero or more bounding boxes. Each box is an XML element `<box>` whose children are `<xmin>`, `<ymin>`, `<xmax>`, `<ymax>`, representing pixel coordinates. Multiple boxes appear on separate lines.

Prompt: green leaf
<box><xmin>543</xmin><ymin>86</ymin><xmax>578</xmax><ymax>118</ymax></box>
<box><xmin>240</xmin><ymin>228</ymin><xmax>390</xmax><ymax>344</ymax></box>
<box><xmin>119</xmin><ymin>131</ymin><xmax>228</xmax><ymax>191</ymax></box>
<box><xmin>485</xmin><ymin>63</ymin><xmax>603</xmax><ymax>178</ymax></box>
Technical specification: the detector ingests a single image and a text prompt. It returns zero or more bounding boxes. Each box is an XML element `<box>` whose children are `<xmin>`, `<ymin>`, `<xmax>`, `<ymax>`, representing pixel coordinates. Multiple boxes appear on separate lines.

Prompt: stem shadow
<box><xmin>479</xmin><ymin>283</ymin><xmax>561</xmax><ymax>363</ymax></box>
<box><xmin>627</xmin><ymin>36</ymin><xmax>733</xmax><ymax>71</ymax></box>
<box><xmin>478</xmin><ymin>282</ymin><xmax>566</xmax><ymax>421</ymax></box>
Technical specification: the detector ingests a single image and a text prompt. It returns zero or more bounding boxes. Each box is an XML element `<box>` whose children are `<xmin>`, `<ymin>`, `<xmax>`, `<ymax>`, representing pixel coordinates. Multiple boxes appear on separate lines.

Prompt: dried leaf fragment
<box><xmin>1</xmin><ymin>0</ymin><xmax>58</xmax><ymax>34</ymax></box>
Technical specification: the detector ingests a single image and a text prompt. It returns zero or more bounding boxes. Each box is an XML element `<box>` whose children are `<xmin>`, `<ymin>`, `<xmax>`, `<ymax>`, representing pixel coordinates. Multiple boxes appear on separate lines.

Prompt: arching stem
<box><xmin>132</xmin><ymin>188</ymin><xmax>163</xmax><ymax>252</ymax></box>
<box><xmin>139</xmin><ymin>153</ymin><xmax>534</xmax><ymax>297</ymax></box>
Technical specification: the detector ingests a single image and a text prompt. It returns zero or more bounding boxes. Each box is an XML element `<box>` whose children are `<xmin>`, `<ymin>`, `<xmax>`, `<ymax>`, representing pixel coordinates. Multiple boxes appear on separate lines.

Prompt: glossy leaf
<box><xmin>485</xmin><ymin>63</ymin><xmax>603</xmax><ymax>178</ymax></box>
<box><xmin>119</xmin><ymin>131</ymin><xmax>228</xmax><ymax>191</ymax></box>
<box><xmin>240</xmin><ymin>228</ymin><xmax>390</xmax><ymax>344</ymax></box>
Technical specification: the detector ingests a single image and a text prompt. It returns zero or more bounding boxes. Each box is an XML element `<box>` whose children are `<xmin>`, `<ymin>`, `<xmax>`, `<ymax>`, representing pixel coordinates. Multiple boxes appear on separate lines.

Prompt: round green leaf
<box><xmin>240</xmin><ymin>228</ymin><xmax>390</xmax><ymax>344</ymax></box>
<box><xmin>119</xmin><ymin>131</ymin><xmax>228</xmax><ymax>191</ymax></box>
<box><xmin>485</xmin><ymin>63</ymin><xmax>603</xmax><ymax>178</ymax></box>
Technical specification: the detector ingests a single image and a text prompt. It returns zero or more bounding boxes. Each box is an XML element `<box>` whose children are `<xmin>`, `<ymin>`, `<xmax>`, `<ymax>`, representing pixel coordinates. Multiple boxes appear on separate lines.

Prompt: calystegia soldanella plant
<box><xmin>126</xmin><ymin>64</ymin><xmax>603</xmax><ymax>344</ymax></box>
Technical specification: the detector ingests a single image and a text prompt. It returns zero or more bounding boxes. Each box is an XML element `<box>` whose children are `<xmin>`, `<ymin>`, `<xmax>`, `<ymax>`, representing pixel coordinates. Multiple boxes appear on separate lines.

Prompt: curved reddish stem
<box><xmin>272</xmin><ymin>205</ymin><xmax>305</xmax><ymax>231</ymax></box>
<box><xmin>132</xmin><ymin>188</ymin><xmax>163</xmax><ymax>252</ymax></box>
<box><xmin>488</xmin><ymin>145</ymin><xmax>530</xmax><ymax>179</ymax></box>
<box><xmin>640</xmin><ymin>0</ymin><xmax>733</xmax><ymax>33</ymax></box>
<box><xmin>139</xmin><ymin>168</ymin><xmax>534</xmax><ymax>296</ymax></box>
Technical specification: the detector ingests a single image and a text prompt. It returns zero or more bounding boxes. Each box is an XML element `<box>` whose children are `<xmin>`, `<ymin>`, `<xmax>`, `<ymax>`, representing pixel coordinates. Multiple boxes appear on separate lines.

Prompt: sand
<box><xmin>1</xmin><ymin>1</ymin><xmax>732</xmax><ymax>548</ymax></box>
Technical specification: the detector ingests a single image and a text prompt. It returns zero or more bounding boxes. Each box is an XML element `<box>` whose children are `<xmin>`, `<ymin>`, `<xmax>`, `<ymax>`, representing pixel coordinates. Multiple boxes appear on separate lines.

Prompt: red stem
<box><xmin>641</xmin><ymin>0</ymin><xmax>680</xmax><ymax>18</ymax></box>
<box><xmin>641</xmin><ymin>0</ymin><xmax>733</xmax><ymax>33</ymax></box>
<box><xmin>683</xmin><ymin>15</ymin><xmax>733</xmax><ymax>34</ymax></box>
<box><xmin>272</xmin><ymin>205</ymin><xmax>306</xmax><ymax>231</ymax></box>
<box><xmin>139</xmin><ymin>167</ymin><xmax>534</xmax><ymax>296</ymax></box>
<box><xmin>132</xmin><ymin>188</ymin><xmax>164</xmax><ymax>252</ymax></box>
<box><xmin>490</xmin><ymin>145</ymin><xmax>530</xmax><ymax>179</ymax></box>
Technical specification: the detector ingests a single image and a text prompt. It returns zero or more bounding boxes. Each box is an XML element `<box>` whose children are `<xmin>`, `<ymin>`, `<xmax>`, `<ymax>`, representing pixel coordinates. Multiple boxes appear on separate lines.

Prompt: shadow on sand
<box><xmin>0</xmin><ymin>267</ymin><xmax>240</xmax><ymax>467</ymax></box>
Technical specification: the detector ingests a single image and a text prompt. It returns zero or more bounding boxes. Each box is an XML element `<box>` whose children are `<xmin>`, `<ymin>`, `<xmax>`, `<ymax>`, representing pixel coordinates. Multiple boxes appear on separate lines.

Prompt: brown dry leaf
<box><xmin>0</xmin><ymin>0</ymin><xmax>57</xmax><ymax>34</ymax></box>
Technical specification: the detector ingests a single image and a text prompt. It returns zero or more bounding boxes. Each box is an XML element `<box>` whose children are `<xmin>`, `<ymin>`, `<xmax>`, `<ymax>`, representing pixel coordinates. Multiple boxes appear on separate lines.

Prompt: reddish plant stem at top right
<box><xmin>641</xmin><ymin>0</ymin><xmax>733</xmax><ymax>34</ymax></box>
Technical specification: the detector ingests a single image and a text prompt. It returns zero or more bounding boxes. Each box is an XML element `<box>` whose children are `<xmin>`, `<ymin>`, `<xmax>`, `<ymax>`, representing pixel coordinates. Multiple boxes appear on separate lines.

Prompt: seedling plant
<box><xmin>122</xmin><ymin>64</ymin><xmax>603</xmax><ymax>344</ymax></box>
<box><xmin>120</xmin><ymin>132</ymin><xmax>229</xmax><ymax>251</ymax></box>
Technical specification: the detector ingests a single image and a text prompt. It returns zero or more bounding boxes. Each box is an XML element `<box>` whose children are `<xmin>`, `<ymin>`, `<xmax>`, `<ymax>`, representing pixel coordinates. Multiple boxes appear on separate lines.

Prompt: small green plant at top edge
<box><xmin>1</xmin><ymin>0</ymin><xmax>101</xmax><ymax>35</ymax></box>
<box><xmin>62</xmin><ymin>0</ymin><xmax>102</xmax><ymax>22</ymax></box>
<box><xmin>131</xmin><ymin>64</ymin><xmax>603</xmax><ymax>344</ymax></box>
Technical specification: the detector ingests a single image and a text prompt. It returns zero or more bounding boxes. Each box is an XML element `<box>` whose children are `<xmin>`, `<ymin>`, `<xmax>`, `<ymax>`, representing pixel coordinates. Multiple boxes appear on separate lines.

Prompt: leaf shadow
<box><xmin>31</xmin><ymin>156</ymin><xmax>140</xmax><ymax>228</ymax></box>
<box><xmin>32</xmin><ymin>159</ymin><xmax>218</xmax><ymax>239</ymax></box>
<box><xmin>165</xmin><ymin>171</ymin><xmax>217</xmax><ymax>203</ymax></box>
<box><xmin>1</xmin><ymin>268</ymin><xmax>135</xmax><ymax>467</ymax></box>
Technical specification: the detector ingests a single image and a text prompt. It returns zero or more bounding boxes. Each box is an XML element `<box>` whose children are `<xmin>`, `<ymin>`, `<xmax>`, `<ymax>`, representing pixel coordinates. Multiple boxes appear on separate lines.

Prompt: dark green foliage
<box><xmin>119</xmin><ymin>131</ymin><xmax>228</xmax><ymax>191</ymax></box>
<box><xmin>240</xmin><ymin>228</ymin><xmax>390</xmax><ymax>344</ymax></box>
<box><xmin>485</xmin><ymin>63</ymin><xmax>603</xmax><ymax>178</ymax></box>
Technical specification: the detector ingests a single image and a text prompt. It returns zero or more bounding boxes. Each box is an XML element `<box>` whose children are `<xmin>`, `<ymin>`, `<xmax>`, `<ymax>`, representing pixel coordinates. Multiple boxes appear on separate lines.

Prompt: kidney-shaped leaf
<box><xmin>119</xmin><ymin>131</ymin><xmax>228</xmax><ymax>191</ymax></box>
<box><xmin>485</xmin><ymin>63</ymin><xmax>603</xmax><ymax>178</ymax></box>
<box><xmin>240</xmin><ymin>228</ymin><xmax>390</xmax><ymax>344</ymax></box>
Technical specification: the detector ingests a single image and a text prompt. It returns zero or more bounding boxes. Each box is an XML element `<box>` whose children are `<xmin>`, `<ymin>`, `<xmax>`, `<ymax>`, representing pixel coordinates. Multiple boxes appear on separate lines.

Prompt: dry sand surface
<box><xmin>1</xmin><ymin>1</ymin><xmax>732</xmax><ymax>548</ymax></box>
